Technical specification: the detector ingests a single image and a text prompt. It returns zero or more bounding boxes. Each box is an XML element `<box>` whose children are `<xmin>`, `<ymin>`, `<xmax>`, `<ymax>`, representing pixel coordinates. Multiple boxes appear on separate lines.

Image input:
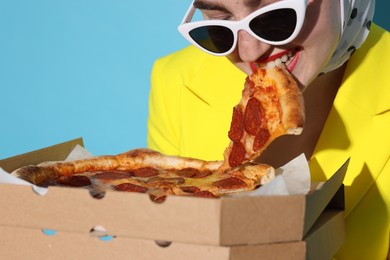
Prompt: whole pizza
<box><xmin>12</xmin><ymin>65</ymin><xmax>305</xmax><ymax>201</ymax></box>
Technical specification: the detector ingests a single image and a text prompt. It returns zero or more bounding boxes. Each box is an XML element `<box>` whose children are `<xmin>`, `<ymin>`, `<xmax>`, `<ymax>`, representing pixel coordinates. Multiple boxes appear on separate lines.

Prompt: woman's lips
<box><xmin>250</xmin><ymin>48</ymin><xmax>300</xmax><ymax>73</ymax></box>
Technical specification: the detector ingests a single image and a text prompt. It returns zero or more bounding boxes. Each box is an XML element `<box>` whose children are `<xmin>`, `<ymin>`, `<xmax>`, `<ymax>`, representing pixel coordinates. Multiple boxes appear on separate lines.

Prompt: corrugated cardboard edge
<box><xmin>0</xmin><ymin>137</ymin><xmax>84</xmax><ymax>172</ymax></box>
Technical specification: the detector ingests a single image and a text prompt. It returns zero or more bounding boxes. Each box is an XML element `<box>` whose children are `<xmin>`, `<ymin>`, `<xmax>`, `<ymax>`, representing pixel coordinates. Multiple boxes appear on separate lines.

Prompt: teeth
<box><xmin>255</xmin><ymin>50</ymin><xmax>296</xmax><ymax>70</ymax></box>
<box><xmin>265</xmin><ymin>52</ymin><xmax>294</xmax><ymax>69</ymax></box>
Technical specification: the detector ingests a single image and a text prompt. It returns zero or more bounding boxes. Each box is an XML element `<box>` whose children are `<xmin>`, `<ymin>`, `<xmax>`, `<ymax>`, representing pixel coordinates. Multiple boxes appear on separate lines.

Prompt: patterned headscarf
<box><xmin>322</xmin><ymin>0</ymin><xmax>375</xmax><ymax>73</ymax></box>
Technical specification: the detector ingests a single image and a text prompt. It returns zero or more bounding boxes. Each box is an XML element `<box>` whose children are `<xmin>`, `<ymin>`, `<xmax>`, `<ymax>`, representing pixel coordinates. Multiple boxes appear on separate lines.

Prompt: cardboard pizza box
<box><xmin>0</xmin><ymin>138</ymin><xmax>346</xmax><ymax>247</ymax></box>
<box><xmin>0</xmin><ymin>210</ymin><xmax>344</xmax><ymax>260</ymax></box>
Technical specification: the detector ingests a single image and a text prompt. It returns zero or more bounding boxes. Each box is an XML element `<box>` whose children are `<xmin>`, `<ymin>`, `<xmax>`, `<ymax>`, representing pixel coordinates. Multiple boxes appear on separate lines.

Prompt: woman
<box><xmin>148</xmin><ymin>0</ymin><xmax>390</xmax><ymax>258</ymax></box>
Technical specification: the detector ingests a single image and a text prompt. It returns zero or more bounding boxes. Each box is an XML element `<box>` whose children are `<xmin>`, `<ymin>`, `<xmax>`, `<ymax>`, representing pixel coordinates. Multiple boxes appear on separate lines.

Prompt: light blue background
<box><xmin>1</xmin><ymin>0</ymin><xmax>389</xmax><ymax>159</ymax></box>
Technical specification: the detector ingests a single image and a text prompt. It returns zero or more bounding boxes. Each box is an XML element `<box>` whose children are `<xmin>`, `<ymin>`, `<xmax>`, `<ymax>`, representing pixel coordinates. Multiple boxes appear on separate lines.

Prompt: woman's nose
<box><xmin>236</xmin><ymin>30</ymin><xmax>270</xmax><ymax>62</ymax></box>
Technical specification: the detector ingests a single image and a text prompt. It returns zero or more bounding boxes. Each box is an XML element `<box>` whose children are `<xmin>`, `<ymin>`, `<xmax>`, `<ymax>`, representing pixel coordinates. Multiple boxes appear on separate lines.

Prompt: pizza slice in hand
<box><xmin>222</xmin><ymin>66</ymin><xmax>305</xmax><ymax>169</ymax></box>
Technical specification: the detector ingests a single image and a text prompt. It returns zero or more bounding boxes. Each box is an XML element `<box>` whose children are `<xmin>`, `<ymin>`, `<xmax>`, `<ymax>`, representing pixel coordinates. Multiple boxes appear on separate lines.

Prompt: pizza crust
<box><xmin>248</xmin><ymin>66</ymin><xmax>304</xmax><ymax>134</ymax></box>
<box><xmin>262</xmin><ymin>66</ymin><xmax>305</xmax><ymax>134</ymax></box>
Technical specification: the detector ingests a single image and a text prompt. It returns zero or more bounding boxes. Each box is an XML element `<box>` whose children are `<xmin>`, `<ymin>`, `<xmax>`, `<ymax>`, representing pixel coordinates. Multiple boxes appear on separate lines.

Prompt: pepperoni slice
<box><xmin>132</xmin><ymin>167</ymin><xmax>160</xmax><ymax>177</ymax></box>
<box><xmin>94</xmin><ymin>171</ymin><xmax>132</xmax><ymax>180</ymax></box>
<box><xmin>193</xmin><ymin>170</ymin><xmax>212</xmax><ymax>178</ymax></box>
<box><xmin>58</xmin><ymin>175</ymin><xmax>91</xmax><ymax>187</ymax></box>
<box><xmin>192</xmin><ymin>190</ymin><xmax>217</xmax><ymax>198</ymax></box>
<box><xmin>114</xmin><ymin>183</ymin><xmax>148</xmax><ymax>193</ymax></box>
<box><xmin>212</xmin><ymin>177</ymin><xmax>247</xmax><ymax>189</ymax></box>
<box><xmin>253</xmin><ymin>128</ymin><xmax>271</xmax><ymax>151</ymax></box>
<box><xmin>175</xmin><ymin>168</ymin><xmax>212</xmax><ymax>179</ymax></box>
<box><xmin>228</xmin><ymin>106</ymin><xmax>244</xmax><ymax>142</ymax></box>
<box><xmin>244</xmin><ymin>98</ymin><xmax>263</xmax><ymax>136</ymax></box>
<box><xmin>180</xmin><ymin>186</ymin><xmax>201</xmax><ymax>193</ymax></box>
<box><xmin>149</xmin><ymin>194</ymin><xmax>167</xmax><ymax>203</ymax></box>
<box><xmin>175</xmin><ymin>168</ymin><xmax>198</xmax><ymax>178</ymax></box>
<box><xmin>229</xmin><ymin>142</ymin><xmax>246</xmax><ymax>167</ymax></box>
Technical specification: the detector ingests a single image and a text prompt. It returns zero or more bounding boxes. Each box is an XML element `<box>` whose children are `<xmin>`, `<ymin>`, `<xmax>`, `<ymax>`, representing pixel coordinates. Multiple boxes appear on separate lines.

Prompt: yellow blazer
<box><xmin>148</xmin><ymin>24</ymin><xmax>390</xmax><ymax>259</ymax></box>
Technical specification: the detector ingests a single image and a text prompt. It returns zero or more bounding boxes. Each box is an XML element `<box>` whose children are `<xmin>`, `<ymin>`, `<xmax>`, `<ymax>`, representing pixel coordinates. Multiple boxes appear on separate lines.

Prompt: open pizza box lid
<box><xmin>0</xmin><ymin>138</ymin><xmax>346</xmax><ymax>246</ymax></box>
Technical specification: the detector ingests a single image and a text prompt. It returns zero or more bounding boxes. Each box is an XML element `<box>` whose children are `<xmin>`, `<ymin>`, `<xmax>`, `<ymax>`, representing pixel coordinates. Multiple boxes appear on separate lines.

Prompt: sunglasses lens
<box><xmin>189</xmin><ymin>25</ymin><xmax>234</xmax><ymax>54</ymax></box>
<box><xmin>249</xmin><ymin>9</ymin><xmax>297</xmax><ymax>42</ymax></box>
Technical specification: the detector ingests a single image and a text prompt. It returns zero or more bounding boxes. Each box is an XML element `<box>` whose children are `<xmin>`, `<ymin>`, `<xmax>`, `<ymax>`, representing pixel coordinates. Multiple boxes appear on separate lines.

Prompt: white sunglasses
<box><xmin>178</xmin><ymin>0</ymin><xmax>308</xmax><ymax>56</ymax></box>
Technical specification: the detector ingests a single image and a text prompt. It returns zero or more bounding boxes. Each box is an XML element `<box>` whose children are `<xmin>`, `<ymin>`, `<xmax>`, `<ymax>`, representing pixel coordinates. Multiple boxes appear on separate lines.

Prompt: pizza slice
<box><xmin>222</xmin><ymin>66</ymin><xmax>305</xmax><ymax>169</ymax></box>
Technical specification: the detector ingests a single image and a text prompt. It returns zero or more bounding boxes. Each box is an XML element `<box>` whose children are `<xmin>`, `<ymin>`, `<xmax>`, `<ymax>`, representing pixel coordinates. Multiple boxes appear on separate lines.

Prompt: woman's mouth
<box><xmin>250</xmin><ymin>48</ymin><xmax>300</xmax><ymax>73</ymax></box>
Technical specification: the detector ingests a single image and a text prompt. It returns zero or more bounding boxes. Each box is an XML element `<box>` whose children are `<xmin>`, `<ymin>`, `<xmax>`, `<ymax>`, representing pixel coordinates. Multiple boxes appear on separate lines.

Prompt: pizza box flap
<box><xmin>0</xmin><ymin>138</ymin><xmax>84</xmax><ymax>173</ymax></box>
<box><xmin>0</xmin><ymin>138</ymin><xmax>346</xmax><ymax>246</ymax></box>
<box><xmin>303</xmin><ymin>161</ymin><xmax>347</xmax><ymax>234</ymax></box>
<box><xmin>304</xmin><ymin>210</ymin><xmax>346</xmax><ymax>260</ymax></box>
